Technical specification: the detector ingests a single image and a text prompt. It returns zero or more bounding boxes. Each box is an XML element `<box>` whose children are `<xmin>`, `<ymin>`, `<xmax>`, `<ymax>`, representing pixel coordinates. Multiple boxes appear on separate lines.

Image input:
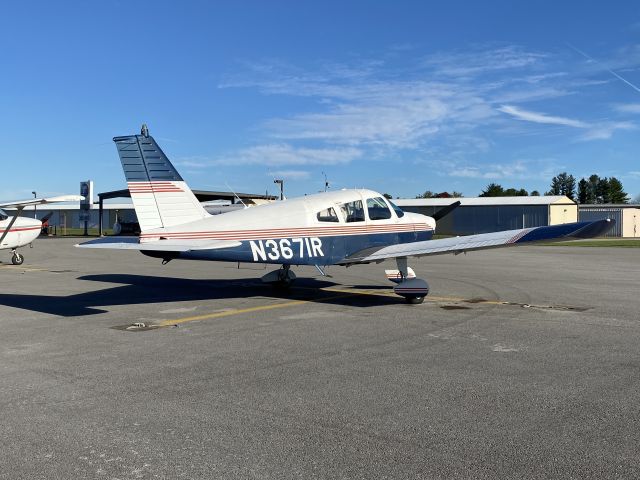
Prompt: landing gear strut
<box><xmin>11</xmin><ymin>249</ymin><xmax>24</xmax><ymax>265</ymax></box>
<box><xmin>261</xmin><ymin>264</ymin><xmax>297</xmax><ymax>289</ymax></box>
<box><xmin>392</xmin><ymin>257</ymin><xmax>429</xmax><ymax>304</ymax></box>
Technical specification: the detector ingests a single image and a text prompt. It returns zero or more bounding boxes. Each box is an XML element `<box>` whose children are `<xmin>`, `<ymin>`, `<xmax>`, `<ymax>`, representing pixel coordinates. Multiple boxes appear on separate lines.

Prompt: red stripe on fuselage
<box><xmin>138</xmin><ymin>223</ymin><xmax>432</xmax><ymax>242</ymax></box>
<box><xmin>0</xmin><ymin>226</ymin><xmax>41</xmax><ymax>233</ymax></box>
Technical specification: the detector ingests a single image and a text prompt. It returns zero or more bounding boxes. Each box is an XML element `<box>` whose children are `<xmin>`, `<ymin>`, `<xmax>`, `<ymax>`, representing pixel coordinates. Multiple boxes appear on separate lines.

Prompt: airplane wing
<box><xmin>0</xmin><ymin>195</ymin><xmax>84</xmax><ymax>209</ymax></box>
<box><xmin>339</xmin><ymin>219</ymin><xmax>614</xmax><ymax>264</ymax></box>
<box><xmin>76</xmin><ymin>237</ymin><xmax>241</xmax><ymax>252</ymax></box>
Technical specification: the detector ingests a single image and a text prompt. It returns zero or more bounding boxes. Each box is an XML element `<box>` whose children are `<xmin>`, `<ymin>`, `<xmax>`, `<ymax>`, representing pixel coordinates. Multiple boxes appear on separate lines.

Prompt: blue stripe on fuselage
<box><xmin>167</xmin><ymin>230</ymin><xmax>433</xmax><ymax>265</ymax></box>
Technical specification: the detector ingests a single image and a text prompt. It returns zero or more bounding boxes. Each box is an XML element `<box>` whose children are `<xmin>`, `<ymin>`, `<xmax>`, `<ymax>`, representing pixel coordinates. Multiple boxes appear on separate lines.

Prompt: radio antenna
<box><xmin>225</xmin><ymin>182</ymin><xmax>247</xmax><ymax>208</ymax></box>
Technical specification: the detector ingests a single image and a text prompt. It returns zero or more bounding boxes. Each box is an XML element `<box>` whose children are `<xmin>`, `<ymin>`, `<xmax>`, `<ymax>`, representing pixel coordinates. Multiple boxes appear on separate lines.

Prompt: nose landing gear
<box><xmin>391</xmin><ymin>257</ymin><xmax>429</xmax><ymax>304</ymax></box>
<box><xmin>11</xmin><ymin>249</ymin><xmax>24</xmax><ymax>265</ymax></box>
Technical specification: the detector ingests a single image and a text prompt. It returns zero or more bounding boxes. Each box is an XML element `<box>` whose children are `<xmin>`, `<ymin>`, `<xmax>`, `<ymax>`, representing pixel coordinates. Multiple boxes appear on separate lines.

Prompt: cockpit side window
<box><xmin>0</xmin><ymin>209</ymin><xmax>7</xmax><ymax>221</ymax></box>
<box><xmin>339</xmin><ymin>200</ymin><xmax>365</xmax><ymax>223</ymax></box>
<box><xmin>387</xmin><ymin>200</ymin><xmax>405</xmax><ymax>218</ymax></box>
<box><xmin>366</xmin><ymin>197</ymin><xmax>392</xmax><ymax>220</ymax></box>
<box><xmin>316</xmin><ymin>207</ymin><xmax>340</xmax><ymax>223</ymax></box>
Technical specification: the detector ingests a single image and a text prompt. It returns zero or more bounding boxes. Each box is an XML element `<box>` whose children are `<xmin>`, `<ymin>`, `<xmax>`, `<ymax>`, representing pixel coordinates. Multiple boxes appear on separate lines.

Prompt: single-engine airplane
<box><xmin>1</xmin><ymin>195</ymin><xmax>83</xmax><ymax>265</ymax></box>
<box><xmin>78</xmin><ymin>126</ymin><xmax>614</xmax><ymax>303</ymax></box>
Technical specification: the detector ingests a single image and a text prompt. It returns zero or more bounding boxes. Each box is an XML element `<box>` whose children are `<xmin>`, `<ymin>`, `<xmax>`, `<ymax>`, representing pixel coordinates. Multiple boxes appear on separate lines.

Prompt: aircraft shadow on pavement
<box><xmin>0</xmin><ymin>274</ymin><xmax>401</xmax><ymax>317</ymax></box>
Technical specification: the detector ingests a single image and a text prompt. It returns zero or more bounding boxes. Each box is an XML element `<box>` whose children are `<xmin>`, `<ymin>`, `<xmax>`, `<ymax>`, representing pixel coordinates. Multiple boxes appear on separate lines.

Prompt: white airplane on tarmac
<box><xmin>0</xmin><ymin>195</ymin><xmax>83</xmax><ymax>265</ymax></box>
<box><xmin>78</xmin><ymin>125</ymin><xmax>614</xmax><ymax>303</ymax></box>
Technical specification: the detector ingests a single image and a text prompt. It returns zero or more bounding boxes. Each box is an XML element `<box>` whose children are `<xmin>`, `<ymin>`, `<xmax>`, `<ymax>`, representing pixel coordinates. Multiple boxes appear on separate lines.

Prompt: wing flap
<box><xmin>340</xmin><ymin>219</ymin><xmax>615</xmax><ymax>264</ymax></box>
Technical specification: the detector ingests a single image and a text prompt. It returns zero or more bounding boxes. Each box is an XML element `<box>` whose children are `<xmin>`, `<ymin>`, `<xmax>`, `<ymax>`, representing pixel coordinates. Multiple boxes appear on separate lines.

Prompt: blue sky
<box><xmin>1</xmin><ymin>0</ymin><xmax>639</xmax><ymax>202</ymax></box>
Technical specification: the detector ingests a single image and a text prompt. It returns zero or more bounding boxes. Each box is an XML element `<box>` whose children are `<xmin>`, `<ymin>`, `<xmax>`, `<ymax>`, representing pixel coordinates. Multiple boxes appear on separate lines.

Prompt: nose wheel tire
<box><xmin>11</xmin><ymin>253</ymin><xmax>24</xmax><ymax>265</ymax></box>
<box><xmin>405</xmin><ymin>296</ymin><xmax>425</xmax><ymax>304</ymax></box>
<box><xmin>394</xmin><ymin>278</ymin><xmax>429</xmax><ymax>305</ymax></box>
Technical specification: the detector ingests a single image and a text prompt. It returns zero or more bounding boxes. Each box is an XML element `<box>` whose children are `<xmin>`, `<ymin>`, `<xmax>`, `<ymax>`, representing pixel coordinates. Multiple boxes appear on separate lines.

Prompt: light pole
<box><xmin>32</xmin><ymin>191</ymin><xmax>37</xmax><ymax>219</ymax></box>
<box><xmin>274</xmin><ymin>179</ymin><xmax>284</xmax><ymax>201</ymax></box>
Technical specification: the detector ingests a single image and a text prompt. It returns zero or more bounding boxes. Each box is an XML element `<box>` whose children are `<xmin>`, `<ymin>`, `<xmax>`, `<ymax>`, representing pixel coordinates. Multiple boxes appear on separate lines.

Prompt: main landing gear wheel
<box><xmin>11</xmin><ymin>252</ymin><xmax>24</xmax><ymax>265</ymax></box>
<box><xmin>261</xmin><ymin>265</ymin><xmax>297</xmax><ymax>290</ymax></box>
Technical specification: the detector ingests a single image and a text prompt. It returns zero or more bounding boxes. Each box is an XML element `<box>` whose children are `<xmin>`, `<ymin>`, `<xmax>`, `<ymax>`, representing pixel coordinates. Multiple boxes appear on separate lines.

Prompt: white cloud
<box><xmin>224</xmin><ymin>144</ymin><xmax>362</xmax><ymax>166</ymax></box>
<box><xmin>422</xmin><ymin>45</ymin><xmax>547</xmax><ymax>77</ymax></box>
<box><xmin>614</xmin><ymin>103</ymin><xmax>640</xmax><ymax>114</ymax></box>
<box><xmin>447</xmin><ymin>160</ymin><xmax>529</xmax><ymax>179</ymax></box>
<box><xmin>498</xmin><ymin>105</ymin><xmax>588</xmax><ymax>128</ymax></box>
<box><xmin>580</xmin><ymin>122</ymin><xmax>635</xmax><ymax>141</ymax></box>
<box><xmin>217</xmin><ymin>44</ymin><xmax>637</xmax><ymax>175</ymax></box>
<box><xmin>269</xmin><ymin>170</ymin><xmax>311</xmax><ymax>180</ymax></box>
<box><xmin>175</xmin><ymin>156</ymin><xmax>212</xmax><ymax>168</ymax></box>
<box><xmin>498</xmin><ymin>105</ymin><xmax>635</xmax><ymax>141</ymax></box>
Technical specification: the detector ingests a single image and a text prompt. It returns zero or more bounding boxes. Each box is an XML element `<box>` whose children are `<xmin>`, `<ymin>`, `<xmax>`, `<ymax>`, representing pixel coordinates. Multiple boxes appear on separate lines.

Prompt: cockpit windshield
<box><xmin>0</xmin><ymin>209</ymin><xmax>7</xmax><ymax>221</ymax></box>
<box><xmin>387</xmin><ymin>200</ymin><xmax>405</xmax><ymax>218</ymax></box>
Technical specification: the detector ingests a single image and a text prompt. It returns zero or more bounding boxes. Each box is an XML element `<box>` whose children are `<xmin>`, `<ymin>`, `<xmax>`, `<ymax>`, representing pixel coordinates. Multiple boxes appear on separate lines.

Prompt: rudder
<box><xmin>113</xmin><ymin>124</ymin><xmax>209</xmax><ymax>232</ymax></box>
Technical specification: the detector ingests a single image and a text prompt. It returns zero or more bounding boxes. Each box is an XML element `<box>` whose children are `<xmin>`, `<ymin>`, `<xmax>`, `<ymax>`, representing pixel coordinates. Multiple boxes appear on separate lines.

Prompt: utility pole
<box><xmin>32</xmin><ymin>191</ymin><xmax>37</xmax><ymax>218</ymax></box>
<box><xmin>274</xmin><ymin>179</ymin><xmax>284</xmax><ymax>200</ymax></box>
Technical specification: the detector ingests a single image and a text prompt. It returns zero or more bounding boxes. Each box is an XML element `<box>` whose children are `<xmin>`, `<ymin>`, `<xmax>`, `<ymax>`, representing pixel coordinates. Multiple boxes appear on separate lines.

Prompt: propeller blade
<box><xmin>432</xmin><ymin>200</ymin><xmax>461</xmax><ymax>221</ymax></box>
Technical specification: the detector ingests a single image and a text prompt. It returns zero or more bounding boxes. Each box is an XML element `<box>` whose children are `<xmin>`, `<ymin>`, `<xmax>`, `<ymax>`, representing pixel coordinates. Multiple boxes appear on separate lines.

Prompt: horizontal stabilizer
<box><xmin>76</xmin><ymin>237</ymin><xmax>241</xmax><ymax>252</ymax></box>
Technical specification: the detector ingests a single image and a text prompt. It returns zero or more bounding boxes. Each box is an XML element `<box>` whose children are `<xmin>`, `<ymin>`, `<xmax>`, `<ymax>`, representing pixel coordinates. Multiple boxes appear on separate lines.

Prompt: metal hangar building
<box><xmin>395</xmin><ymin>196</ymin><xmax>577</xmax><ymax>236</ymax></box>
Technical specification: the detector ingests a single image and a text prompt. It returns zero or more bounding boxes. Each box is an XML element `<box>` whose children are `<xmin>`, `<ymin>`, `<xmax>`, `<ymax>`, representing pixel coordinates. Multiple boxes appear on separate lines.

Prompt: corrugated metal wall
<box><xmin>578</xmin><ymin>208</ymin><xmax>622</xmax><ymax>237</ymax></box>
<box><xmin>401</xmin><ymin>205</ymin><xmax>548</xmax><ymax>235</ymax></box>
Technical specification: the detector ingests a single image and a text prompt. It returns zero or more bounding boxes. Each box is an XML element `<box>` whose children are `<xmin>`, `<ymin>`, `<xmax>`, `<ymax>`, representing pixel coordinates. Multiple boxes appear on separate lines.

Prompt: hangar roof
<box><xmin>395</xmin><ymin>196</ymin><xmax>575</xmax><ymax>207</ymax></box>
<box><xmin>579</xmin><ymin>204</ymin><xmax>640</xmax><ymax>209</ymax></box>
<box><xmin>97</xmin><ymin>189</ymin><xmax>276</xmax><ymax>202</ymax></box>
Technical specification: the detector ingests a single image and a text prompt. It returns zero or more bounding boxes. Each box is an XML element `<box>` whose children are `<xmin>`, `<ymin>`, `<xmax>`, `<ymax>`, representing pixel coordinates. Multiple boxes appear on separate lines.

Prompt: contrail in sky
<box><xmin>566</xmin><ymin>42</ymin><xmax>640</xmax><ymax>94</ymax></box>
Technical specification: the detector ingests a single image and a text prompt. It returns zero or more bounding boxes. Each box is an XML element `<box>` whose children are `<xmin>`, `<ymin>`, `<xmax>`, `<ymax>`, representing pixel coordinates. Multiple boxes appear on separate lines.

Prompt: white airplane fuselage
<box><xmin>137</xmin><ymin>188</ymin><xmax>436</xmax><ymax>266</ymax></box>
<box><xmin>0</xmin><ymin>215</ymin><xmax>41</xmax><ymax>251</ymax></box>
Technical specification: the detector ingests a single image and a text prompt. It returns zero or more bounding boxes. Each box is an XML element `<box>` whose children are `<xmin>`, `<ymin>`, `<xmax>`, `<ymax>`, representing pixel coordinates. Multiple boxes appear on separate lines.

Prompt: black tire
<box><xmin>405</xmin><ymin>296</ymin><xmax>424</xmax><ymax>305</ymax></box>
<box><xmin>12</xmin><ymin>253</ymin><xmax>24</xmax><ymax>265</ymax></box>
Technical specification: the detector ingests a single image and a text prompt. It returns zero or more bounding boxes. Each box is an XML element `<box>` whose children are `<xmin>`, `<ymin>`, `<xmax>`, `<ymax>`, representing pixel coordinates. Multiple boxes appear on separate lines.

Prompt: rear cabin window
<box><xmin>387</xmin><ymin>200</ymin><xmax>405</xmax><ymax>218</ymax></box>
<box><xmin>316</xmin><ymin>207</ymin><xmax>339</xmax><ymax>222</ymax></box>
<box><xmin>339</xmin><ymin>200</ymin><xmax>365</xmax><ymax>223</ymax></box>
<box><xmin>367</xmin><ymin>197</ymin><xmax>392</xmax><ymax>220</ymax></box>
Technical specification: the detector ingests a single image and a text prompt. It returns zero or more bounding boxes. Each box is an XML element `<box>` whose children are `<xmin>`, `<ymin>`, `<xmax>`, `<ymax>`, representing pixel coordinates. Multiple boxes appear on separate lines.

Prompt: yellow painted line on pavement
<box><xmin>158</xmin><ymin>292</ymin><xmax>354</xmax><ymax>327</ymax></box>
<box><xmin>156</xmin><ymin>285</ymin><xmax>507</xmax><ymax>328</ymax></box>
<box><xmin>294</xmin><ymin>285</ymin><xmax>504</xmax><ymax>305</ymax></box>
<box><xmin>0</xmin><ymin>264</ymin><xmax>48</xmax><ymax>272</ymax></box>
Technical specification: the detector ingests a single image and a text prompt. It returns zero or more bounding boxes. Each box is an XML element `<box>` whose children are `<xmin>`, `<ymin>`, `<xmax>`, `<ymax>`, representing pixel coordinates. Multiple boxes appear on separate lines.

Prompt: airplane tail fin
<box><xmin>113</xmin><ymin>125</ymin><xmax>209</xmax><ymax>232</ymax></box>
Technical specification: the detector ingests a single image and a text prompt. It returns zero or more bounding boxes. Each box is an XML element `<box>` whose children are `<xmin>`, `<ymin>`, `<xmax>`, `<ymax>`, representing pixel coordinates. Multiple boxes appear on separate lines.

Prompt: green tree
<box><xmin>416</xmin><ymin>190</ymin><xmax>436</xmax><ymax>199</ymax></box>
<box><xmin>577</xmin><ymin>178</ymin><xmax>589</xmax><ymax>204</ymax></box>
<box><xmin>596</xmin><ymin>178</ymin><xmax>610</xmax><ymax>204</ymax></box>
<box><xmin>451</xmin><ymin>191</ymin><xmax>464</xmax><ymax>198</ymax></box>
<box><xmin>608</xmin><ymin>177</ymin><xmax>628</xmax><ymax>203</ymax></box>
<box><xmin>547</xmin><ymin>172</ymin><xmax>576</xmax><ymax>200</ymax></box>
<box><xmin>479</xmin><ymin>183</ymin><xmax>505</xmax><ymax>197</ymax></box>
<box><xmin>530</xmin><ymin>190</ymin><xmax>540</xmax><ymax>196</ymax></box>
<box><xmin>587</xmin><ymin>175</ymin><xmax>599</xmax><ymax>203</ymax></box>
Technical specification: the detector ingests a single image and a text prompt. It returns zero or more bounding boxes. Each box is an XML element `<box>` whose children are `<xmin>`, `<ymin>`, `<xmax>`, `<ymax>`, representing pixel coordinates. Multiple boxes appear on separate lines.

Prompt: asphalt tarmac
<box><xmin>0</xmin><ymin>237</ymin><xmax>638</xmax><ymax>479</ymax></box>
